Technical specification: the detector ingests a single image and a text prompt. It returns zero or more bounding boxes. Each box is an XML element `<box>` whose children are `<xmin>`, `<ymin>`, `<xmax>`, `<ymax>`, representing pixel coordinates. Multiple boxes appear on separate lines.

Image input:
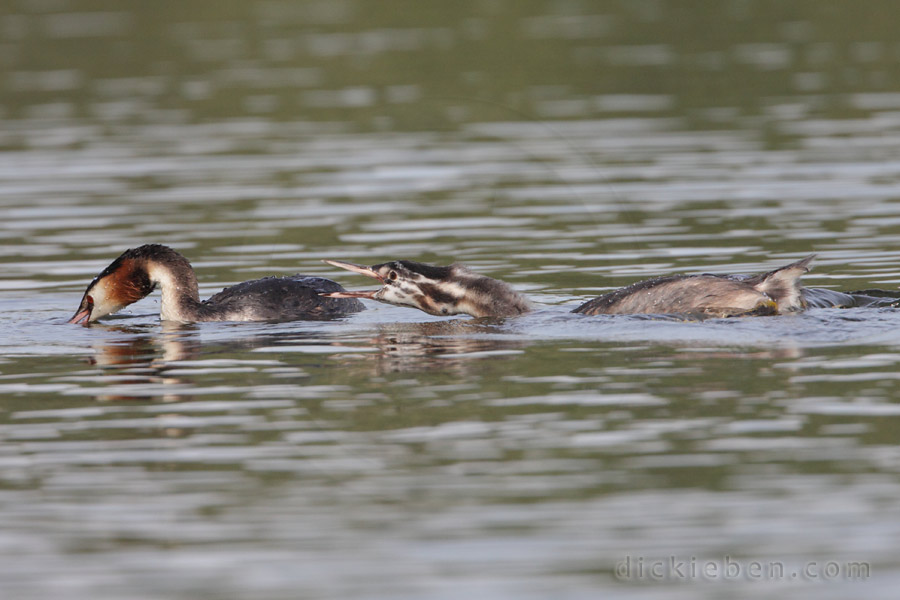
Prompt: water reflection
<box><xmin>81</xmin><ymin>324</ymin><xmax>199</xmax><ymax>402</ymax></box>
<box><xmin>79</xmin><ymin>318</ymin><xmax>532</xmax><ymax>403</ymax></box>
<box><xmin>359</xmin><ymin>320</ymin><xmax>529</xmax><ymax>374</ymax></box>
<box><xmin>88</xmin><ymin>324</ymin><xmax>201</xmax><ymax>366</ymax></box>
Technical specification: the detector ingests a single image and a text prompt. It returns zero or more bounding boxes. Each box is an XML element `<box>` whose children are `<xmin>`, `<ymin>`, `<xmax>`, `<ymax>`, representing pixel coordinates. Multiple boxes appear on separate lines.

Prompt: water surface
<box><xmin>2</xmin><ymin>1</ymin><xmax>900</xmax><ymax>598</ymax></box>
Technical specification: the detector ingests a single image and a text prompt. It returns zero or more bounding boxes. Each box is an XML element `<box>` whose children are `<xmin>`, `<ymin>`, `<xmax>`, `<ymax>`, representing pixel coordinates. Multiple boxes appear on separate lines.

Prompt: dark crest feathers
<box><xmin>390</xmin><ymin>260</ymin><xmax>454</xmax><ymax>280</ymax></box>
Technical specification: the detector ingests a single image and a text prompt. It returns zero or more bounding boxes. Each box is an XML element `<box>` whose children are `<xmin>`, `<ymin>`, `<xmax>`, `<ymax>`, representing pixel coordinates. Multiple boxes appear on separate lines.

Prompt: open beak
<box><xmin>320</xmin><ymin>260</ymin><xmax>383</xmax><ymax>299</ymax></box>
<box><xmin>68</xmin><ymin>301</ymin><xmax>92</xmax><ymax>325</ymax></box>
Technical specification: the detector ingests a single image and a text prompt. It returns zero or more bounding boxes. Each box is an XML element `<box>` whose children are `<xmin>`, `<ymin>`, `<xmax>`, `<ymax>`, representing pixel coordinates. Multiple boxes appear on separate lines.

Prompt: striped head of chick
<box><xmin>322</xmin><ymin>259</ymin><xmax>531</xmax><ymax>318</ymax></box>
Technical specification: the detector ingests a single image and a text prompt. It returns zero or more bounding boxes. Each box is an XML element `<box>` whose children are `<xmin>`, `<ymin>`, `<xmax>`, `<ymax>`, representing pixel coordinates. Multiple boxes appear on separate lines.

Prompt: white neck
<box><xmin>146</xmin><ymin>262</ymin><xmax>202</xmax><ymax>322</ymax></box>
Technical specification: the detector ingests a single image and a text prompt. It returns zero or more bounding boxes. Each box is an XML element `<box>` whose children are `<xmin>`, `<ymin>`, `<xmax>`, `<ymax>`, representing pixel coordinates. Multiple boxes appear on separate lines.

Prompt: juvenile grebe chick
<box><xmin>68</xmin><ymin>244</ymin><xmax>364</xmax><ymax>325</ymax></box>
<box><xmin>321</xmin><ymin>260</ymin><xmax>531</xmax><ymax>317</ymax></box>
<box><xmin>573</xmin><ymin>255</ymin><xmax>815</xmax><ymax>317</ymax></box>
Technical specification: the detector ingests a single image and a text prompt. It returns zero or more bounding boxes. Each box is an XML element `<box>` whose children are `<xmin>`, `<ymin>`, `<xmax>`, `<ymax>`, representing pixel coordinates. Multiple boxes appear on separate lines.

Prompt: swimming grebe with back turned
<box><xmin>322</xmin><ymin>256</ymin><xmax>821</xmax><ymax>318</ymax></box>
<box><xmin>68</xmin><ymin>244</ymin><xmax>364</xmax><ymax>324</ymax></box>
<box><xmin>573</xmin><ymin>255</ymin><xmax>813</xmax><ymax>316</ymax></box>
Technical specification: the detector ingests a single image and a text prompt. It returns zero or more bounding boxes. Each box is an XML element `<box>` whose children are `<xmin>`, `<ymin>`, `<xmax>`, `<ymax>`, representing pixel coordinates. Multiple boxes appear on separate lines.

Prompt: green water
<box><xmin>1</xmin><ymin>1</ymin><xmax>900</xmax><ymax>598</ymax></box>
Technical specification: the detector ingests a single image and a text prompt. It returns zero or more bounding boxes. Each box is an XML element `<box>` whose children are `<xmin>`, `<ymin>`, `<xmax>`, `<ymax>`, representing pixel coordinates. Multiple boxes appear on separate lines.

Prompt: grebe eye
<box><xmin>388</xmin><ymin>270</ymin><xmax>398</xmax><ymax>281</ymax></box>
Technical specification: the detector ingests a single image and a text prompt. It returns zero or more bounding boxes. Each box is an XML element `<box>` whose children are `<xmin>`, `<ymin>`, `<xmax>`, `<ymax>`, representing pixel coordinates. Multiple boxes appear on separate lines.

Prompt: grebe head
<box><xmin>68</xmin><ymin>245</ymin><xmax>182</xmax><ymax>324</ymax></box>
<box><xmin>322</xmin><ymin>259</ymin><xmax>530</xmax><ymax>317</ymax></box>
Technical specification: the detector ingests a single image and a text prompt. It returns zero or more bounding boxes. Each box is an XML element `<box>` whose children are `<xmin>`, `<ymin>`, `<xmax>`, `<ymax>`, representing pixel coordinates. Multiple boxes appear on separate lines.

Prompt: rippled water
<box><xmin>3</xmin><ymin>1</ymin><xmax>900</xmax><ymax>598</ymax></box>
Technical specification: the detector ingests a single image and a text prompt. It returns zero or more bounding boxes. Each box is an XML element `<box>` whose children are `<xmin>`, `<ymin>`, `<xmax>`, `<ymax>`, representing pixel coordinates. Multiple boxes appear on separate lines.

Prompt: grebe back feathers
<box><xmin>573</xmin><ymin>255</ymin><xmax>814</xmax><ymax>317</ymax></box>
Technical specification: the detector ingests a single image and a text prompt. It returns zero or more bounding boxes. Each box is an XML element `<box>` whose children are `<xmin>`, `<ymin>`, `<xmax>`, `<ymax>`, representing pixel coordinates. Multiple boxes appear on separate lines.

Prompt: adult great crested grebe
<box><xmin>68</xmin><ymin>244</ymin><xmax>364</xmax><ymax>324</ymax></box>
<box><xmin>322</xmin><ymin>256</ymin><xmax>823</xmax><ymax>318</ymax></box>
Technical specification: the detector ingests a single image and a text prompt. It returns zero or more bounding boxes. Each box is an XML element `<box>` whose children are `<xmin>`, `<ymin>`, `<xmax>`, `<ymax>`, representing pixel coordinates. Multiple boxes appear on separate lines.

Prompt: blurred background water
<box><xmin>2</xmin><ymin>0</ymin><xmax>900</xmax><ymax>598</ymax></box>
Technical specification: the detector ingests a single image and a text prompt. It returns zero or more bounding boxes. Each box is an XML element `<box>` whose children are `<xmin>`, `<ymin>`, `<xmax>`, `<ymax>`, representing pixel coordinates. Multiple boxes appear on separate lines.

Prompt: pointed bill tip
<box><xmin>323</xmin><ymin>260</ymin><xmax>383</xmax><ymax>281</ymax></box>
<box><xmin>67</xmin><ymin>308</ymin><xmax>91</xmax><ymax>325</ymax></box>
<box><xmin>319</xmin><ymin>290</ymin><xmax>378</xmax><ymax>300</ymax></box>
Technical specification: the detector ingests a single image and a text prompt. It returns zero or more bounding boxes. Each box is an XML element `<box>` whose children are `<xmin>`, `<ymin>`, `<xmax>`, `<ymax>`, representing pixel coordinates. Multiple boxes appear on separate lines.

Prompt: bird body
<box><xmin>69</xmin><ymin>244</ymin><xmax>363</xmax><ymax>324</ymax></box>
<box><xmin>573</xmin><ymin>256</ymin><xmax>814</xmax><ymax>317</ymax></box>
